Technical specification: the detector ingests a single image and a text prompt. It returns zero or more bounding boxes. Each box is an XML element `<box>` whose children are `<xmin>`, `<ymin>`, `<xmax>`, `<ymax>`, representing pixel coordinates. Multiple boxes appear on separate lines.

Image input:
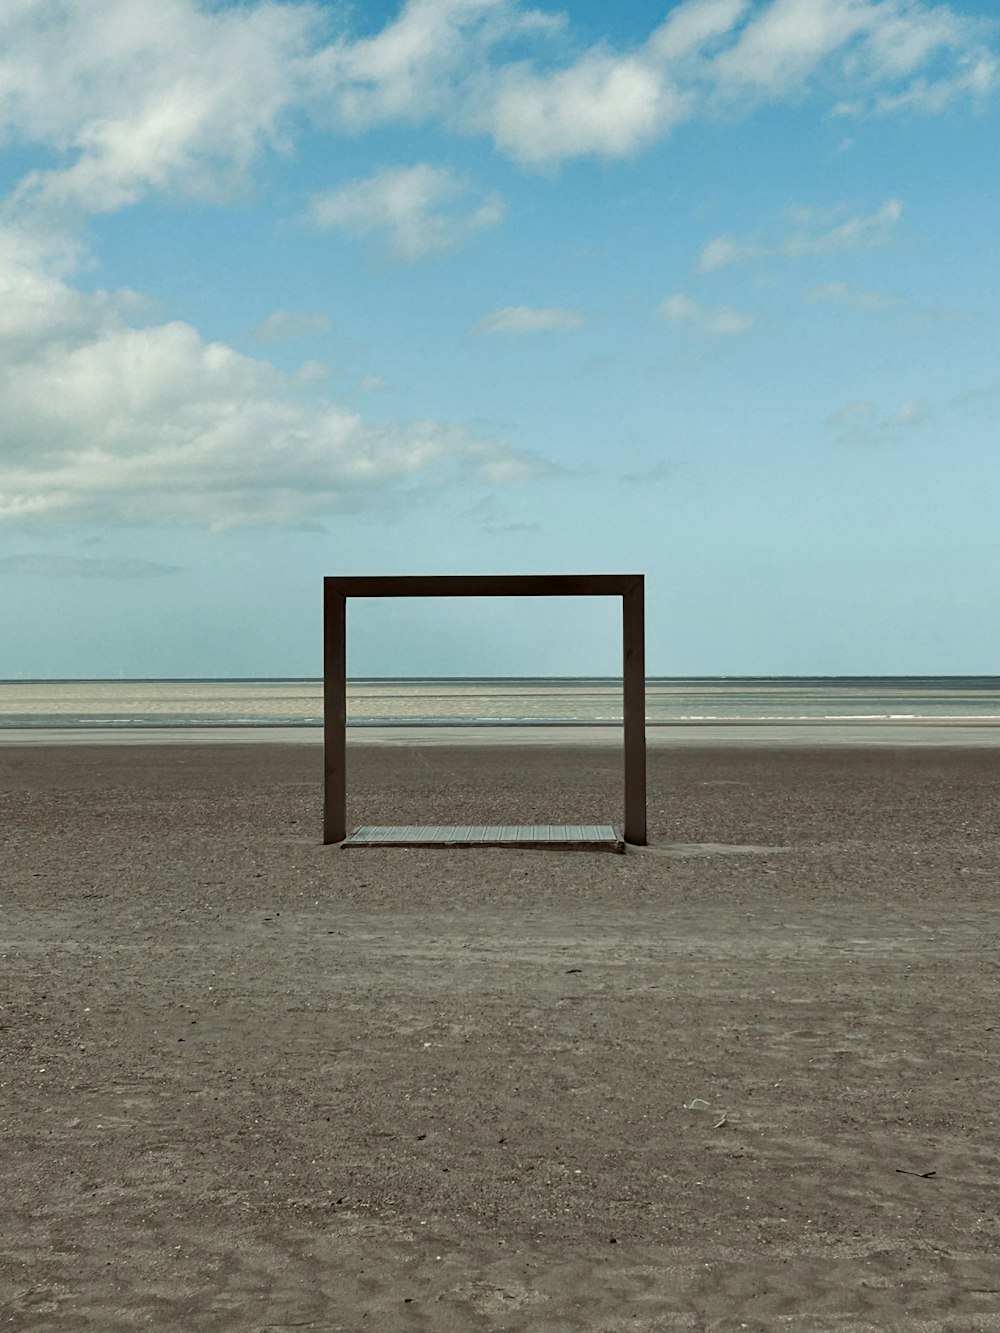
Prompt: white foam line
<box><xmin>4</xmin><ymin>720</ymin><xmax>1000</xmax><ymax>748</ymax></box>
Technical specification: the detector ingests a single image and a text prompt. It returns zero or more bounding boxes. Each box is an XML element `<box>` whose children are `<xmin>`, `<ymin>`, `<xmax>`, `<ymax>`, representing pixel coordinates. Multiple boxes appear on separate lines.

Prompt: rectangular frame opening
<box><xmin>323</xmin><ymin>574</ymin><xmax>646</xmax><ymax>846</ymax></box>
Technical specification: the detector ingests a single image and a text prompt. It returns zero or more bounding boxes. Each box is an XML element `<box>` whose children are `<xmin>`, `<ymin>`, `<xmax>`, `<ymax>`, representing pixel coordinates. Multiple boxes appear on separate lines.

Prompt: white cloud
<box><xmin>649</xmin><ymin>0</ymin><xmax>751</xmax><ymax>63</ymax></box>
<box><xmin>699</xmin><ymin>198</ymin><xmax>903</xmax><ymax>271</ymax></box>
<box><xmin>826</xmin><ymin>397</ymin><xmax>935</xmax><ymax>444</ymax></box>
<box><xmin>313</xmin><ymin>0</ymin><xmax>564</xmax><ymax>131</ymax></box>
<box><xmin>709</xmin><ymin>0</ymin><xmax>873</xmax><ymax>94</ymax></box>
<box><xmin>697</xmin><ymin>234</ymin><xmax>764</xmax><ymax>271</ymax></box>
<box><xmin>472</xmin><ymin>305</ymin><xmax>585</xmax><ymax>335</ymax></box>
<box><xmin>1</xmin><ymin>0</ymin><xmax>991</xmax><ymax>211</ymax></box>
<box><xmin>474</xmin><ymin>0</ymin><xmax>997</xmax><ymax>165</ymax></box>
<box><xmin>294</xmin><ymin>360</ymin><xmax>332</xmax><ymax>386</ymax></box>
<box><xmin>309</xmin><ymin>164</ymin><xmax>504</xmax><ymax>260</ymax></box>
<box><xmin>247</xmin><ymin>310</ymin><xmax>332</xmax><ymax>343</ymax></box>
<box><xmin>785</xmin><ymin>198</ymin><xmax>903</xmax><ymax>255</ymax></box>
<box><xmin>484</xmin><ymin>52</ymin><xmax>689</xmax><ymax>167</ymax></box>
<box><xmin>708</xmin><ymin>0</ymin><xmax>996</xmax><ymax>109</ymax></box>
<box><xmin>806</xmin><ymin>280</ymin><xmax>895</xmax><ymax>309</ymax></box>
<box><xmin>870</xmin><ymin>51</ymin><xmax>998</xmax><ymax>113</ymax></box>
<box><xmin>0</xmin><ymin>227</ymin><xmax>548</xmax><ymax>528</ymax></box>
<box><xmin>0</xmin><ymin>0</ymin><xmax>319</xmax><ymax>218</ymax></box>
<box><xmin>659</xmin><ymin>292</ymin><xmax>755</xmax><ymax>335</ymax></box>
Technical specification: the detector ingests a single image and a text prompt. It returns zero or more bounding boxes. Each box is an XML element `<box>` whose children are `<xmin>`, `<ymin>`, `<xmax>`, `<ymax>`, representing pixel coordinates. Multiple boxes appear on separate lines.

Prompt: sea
<box><xmin>2</xmin><ymin>677</ymin><xmax>1000</xmax><ymax>730</ymax></box>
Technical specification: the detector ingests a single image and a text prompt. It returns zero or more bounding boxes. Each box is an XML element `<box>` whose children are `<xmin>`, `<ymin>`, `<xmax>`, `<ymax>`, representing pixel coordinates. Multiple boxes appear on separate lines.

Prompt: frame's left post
<box><xmin>323</xmin><ymin>582</ymin><xmax>347</xmax><ymax>844</ymax></box>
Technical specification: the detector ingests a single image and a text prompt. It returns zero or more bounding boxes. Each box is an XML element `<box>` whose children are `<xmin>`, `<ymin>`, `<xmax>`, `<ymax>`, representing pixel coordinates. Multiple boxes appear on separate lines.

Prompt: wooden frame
<box><xmin>323</xmin><ymin>574</ymin><xmax>646</xmax><ymax>846</ymax></box>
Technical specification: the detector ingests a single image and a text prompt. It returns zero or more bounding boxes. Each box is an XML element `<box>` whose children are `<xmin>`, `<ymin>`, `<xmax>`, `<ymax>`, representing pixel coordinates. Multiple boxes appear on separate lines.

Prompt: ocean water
<box><xmin>2</xmin><ymin>677</ymin><xmax>1000</xmax><ymax>729</ymax></box>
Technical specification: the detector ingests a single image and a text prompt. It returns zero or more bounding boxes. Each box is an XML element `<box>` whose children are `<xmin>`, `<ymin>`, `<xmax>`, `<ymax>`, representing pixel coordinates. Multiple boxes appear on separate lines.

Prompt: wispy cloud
<box><xmin>472</xmin><ymin>305</ymin><xmax>586</xmax><ymax>336</ymax></box>
<box><xmin>836</xmin><ymin>51</ymin><xmax>997</xmax><ymax>117</ymax></box>
<box><xmin>247</xmin><ymin>310</ymin><xmax>331</xmax><ymax>344</ymax></box>
<box><xmin>309</xmin><ymin>164</ymin><xmax>503</xmax><ymax>260</ymax></box>
<box><xmin>659</xmin><ymin>292</ymin><xmax>755</xmax><ymax>335</ymax></box>
<box><xmin>805</xmin><ymin>281</ymin><xmax>896</xmax><ymax>310</ymax></box>
<box><xmin>708</xmin><ymin>0</ymin><xmax>996</xmax><ymax>116</ymax></box>
<box><xmin>0</xmin><ymin>554</ymin><xmax>181</xmax><ymax>579</ymax></box>
<box><xmin>699</xmin><ymin>198</ymin><xmax>903</xmax><ymax>272</ymax></box>
<box><xmin>826</xmin><ymin>398</ymin><xmax>936</xmax><ymax>445</ymax></box>
<box><xmin>461</xmin><ymin>494</ymin><xmax>539</xmax><ymax>533</ymax></box>
<box><xmin>621</xmin><ymin>459</ymin><xmax>674</xmax><ymax>486</ymax></box>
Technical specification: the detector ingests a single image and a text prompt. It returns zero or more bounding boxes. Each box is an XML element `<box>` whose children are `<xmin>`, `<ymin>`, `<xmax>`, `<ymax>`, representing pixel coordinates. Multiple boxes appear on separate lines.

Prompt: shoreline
<box><xmin>4</xmin><ymin>717</ymin><xmax>1000</xmax><ymax>747</ymax></box>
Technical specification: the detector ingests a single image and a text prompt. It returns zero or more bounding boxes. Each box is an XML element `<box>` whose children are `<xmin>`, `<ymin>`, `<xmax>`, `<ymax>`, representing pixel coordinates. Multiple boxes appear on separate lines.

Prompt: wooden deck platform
<box><xmin>341</xmin><ymin>824</ymin><xmax>625</xmax><ymax>852</ymax></box>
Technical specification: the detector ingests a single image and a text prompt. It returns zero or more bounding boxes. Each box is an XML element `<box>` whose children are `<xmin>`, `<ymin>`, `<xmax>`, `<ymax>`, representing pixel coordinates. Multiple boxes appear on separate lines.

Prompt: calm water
<box><xmin>2</xmin><ymin>677</ymin><xmax>1000</xmax><ymax>728</ymax></box>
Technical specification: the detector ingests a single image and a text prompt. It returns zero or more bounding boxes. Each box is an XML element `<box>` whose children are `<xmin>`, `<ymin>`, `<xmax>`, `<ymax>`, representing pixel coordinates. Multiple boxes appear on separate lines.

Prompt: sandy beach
<box><xmin>2</xmin><ymin>736</ymin><xmax>1000</xmax><ymax>1330</ymax></box>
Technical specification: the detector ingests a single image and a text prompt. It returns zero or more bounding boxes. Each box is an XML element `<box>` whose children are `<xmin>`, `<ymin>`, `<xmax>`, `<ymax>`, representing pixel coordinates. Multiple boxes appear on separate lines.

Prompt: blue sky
<box><xmin>1</xmin><ymin>0</ymin><xmax>997</xmax><ymax>677</ymax></box>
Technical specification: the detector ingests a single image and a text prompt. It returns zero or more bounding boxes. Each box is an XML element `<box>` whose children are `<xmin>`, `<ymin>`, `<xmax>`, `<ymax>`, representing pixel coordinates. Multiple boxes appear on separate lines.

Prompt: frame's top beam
<box><xmin>324</xmin><ymin>574</ymin><xmax>643</xmax><ymax>598</ymax></box>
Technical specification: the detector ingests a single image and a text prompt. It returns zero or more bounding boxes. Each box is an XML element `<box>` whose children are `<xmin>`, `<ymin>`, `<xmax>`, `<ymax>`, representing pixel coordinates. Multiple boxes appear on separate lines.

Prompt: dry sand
<box><xmin>2</xmin><ymin>738</ymin><xmax>1000</xmax><ymax>1331</ymax></box>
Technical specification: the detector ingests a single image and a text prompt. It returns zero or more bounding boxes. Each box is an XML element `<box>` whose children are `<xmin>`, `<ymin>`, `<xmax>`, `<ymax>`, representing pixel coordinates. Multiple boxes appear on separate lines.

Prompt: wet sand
<box><xmin>4</xmin><ymin>718</ymin><xmax>1000</xmax><ymax>747</ymax></box>
<box><xmin>2</xmin><ymin>739</ymin><xmax>1000</xmax><ymax>1330</ymax></box>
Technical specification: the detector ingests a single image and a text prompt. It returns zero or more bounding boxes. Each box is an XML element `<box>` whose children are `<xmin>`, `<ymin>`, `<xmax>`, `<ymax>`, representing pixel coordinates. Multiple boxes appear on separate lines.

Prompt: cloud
<box><xmin>467</xmin><ymin>0</ymin><xmax>743</xmax><ymax>165</ymax></box>
<box><xmin>471</xmin><ymin>305</ymin><xmax>585</xmax><ymax>335</ymax></box>
<box><xmin>891</xmin><ymin>400</ymin><xmax>935</xmax><ymax>427</ymax></box>
<box><xmin>826</xmin><ymin>397</ymin><xmax>936</xmax><ymax>445</ymax></box>
<box><xmin>805</xmin><ymin>280</ymin><xmax>896</xmax><ymax>309</ymax></box>
<box><xmin>782</xmin><ymin>198</ymin><xmax>904</xmax><ymax>256</ymax></box>
<box><xmin>0</xmin><ymin>554</ymin><xmax>181</xmax><ymax>578</ymax></box>
<box><xmin>708</xmin><ymin>0</ymin><xmax>996</xmax><ymax>110</ymax></box>
<box><xmin>659</xmin><ymin>292</ymin><xmax>755</xmax><ymax>335</ymax></box>
<box><xmin>461</xmin><ymin>494</ymin><xmax>539</xmax><ymax>533</ymax></box>
<box><xmin>472</xmin><ymin>0</ymin><xmax>996</xmax><ymax>165</ymax></box>
<box><xmin>1</xmin><ymin>0</ymin><xmax>319</xmax><ymax>218</ymax></box>
<box><xmin>869</xmin><ymin>51</ymin><xmax>997</xmax><ymax>113</ymax></box>
<box><xmin>699</xmin><ymin>198</ymin><xmax>903</xmax><ymax>271</ymax></box>
<box><xmin>0</xmin><ymin>226</ymin><xmax>548</xmax><ymax>528</ymax></box>
<box><xmin>482</xmin><ymin>50</ymin><xmax>690</xmax><ymax>167</ymax></box>
<box><xmin>697</xmin><ymin>234</ymin><xmax>762</xmax><ymax>271</ymax></box>
<box><xmin>247</xmin><ymin>310</ymin><xmax>332</xmax><ymax>343</ymax></box>
<box><xmin>313</xmin><ymin>0</ymin><xmax>565</xmax><ymax>132</ymax></box>
<box><xmin>0</xmin><ymin>0</ymin><xmax>992</xmax><ymax>213</ymax></box>
<box><xmin>709</xmin><ymin>0</ymin><xmax>870</xmax><ymax>93</ymax></box>
<box><xmin>621</xmin><ymin>460</ymin><xmax>674</xmax><ymax>486</ymax></box>
<box><xmin>309</xmin><ymin>164</ymin><xmax>504</xmax><ymax>260</ymax></box>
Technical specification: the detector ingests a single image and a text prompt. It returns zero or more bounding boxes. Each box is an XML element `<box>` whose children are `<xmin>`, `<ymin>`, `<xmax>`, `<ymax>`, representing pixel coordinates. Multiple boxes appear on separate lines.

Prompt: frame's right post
<box><xmin>323</xmin><ymin>581</ymin><xmax>347</xmax><ymax>845</ymax></box>
<box><xmin>622</xmin><ymin>577</ymin><xmax>647</xmax><ymax>845</ymax></box>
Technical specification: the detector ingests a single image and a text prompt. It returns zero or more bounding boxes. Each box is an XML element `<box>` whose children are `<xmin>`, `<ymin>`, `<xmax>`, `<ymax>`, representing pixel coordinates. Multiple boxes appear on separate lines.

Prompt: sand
<box><xmin>2</xmin><ymin>738</ymin><xmax>1000</xmax><ymax>1331</ymax></box>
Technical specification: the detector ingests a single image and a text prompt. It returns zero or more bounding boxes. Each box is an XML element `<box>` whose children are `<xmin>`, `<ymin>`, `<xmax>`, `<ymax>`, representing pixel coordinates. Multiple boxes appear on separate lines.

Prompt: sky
<box><xmin>1</xmin><ymin>0</ymin><xmax>998</xmax><ymax>678</ymax></box>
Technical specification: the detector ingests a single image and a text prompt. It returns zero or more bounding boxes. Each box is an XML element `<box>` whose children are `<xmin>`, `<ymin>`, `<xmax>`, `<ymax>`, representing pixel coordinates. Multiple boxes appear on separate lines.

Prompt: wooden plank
<box><xmin>340</xmin><ymin>824</ymin><xmax>624</xmax><ymax>851</ymax></box>
<box><xmin>325</xmin><ymin>574</ymin><xmax>641</xmax><ymax>599</ymax></box>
